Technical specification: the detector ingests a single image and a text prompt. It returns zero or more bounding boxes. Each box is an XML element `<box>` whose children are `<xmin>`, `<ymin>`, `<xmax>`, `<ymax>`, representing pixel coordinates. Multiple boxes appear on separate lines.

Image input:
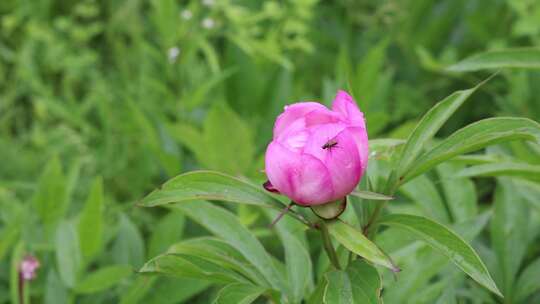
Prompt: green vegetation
<box><xmin>1</xmin><ymin>0</ymin><xmax>539</xmax><ymax>303</ymax></box>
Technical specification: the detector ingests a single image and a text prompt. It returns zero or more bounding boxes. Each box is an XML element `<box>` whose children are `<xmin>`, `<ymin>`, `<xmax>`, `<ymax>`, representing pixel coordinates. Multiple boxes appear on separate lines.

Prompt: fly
<box><xmin>322</xmin><ymin>139</ymin><xmax>338</xmax><ymax>150</ymax></box>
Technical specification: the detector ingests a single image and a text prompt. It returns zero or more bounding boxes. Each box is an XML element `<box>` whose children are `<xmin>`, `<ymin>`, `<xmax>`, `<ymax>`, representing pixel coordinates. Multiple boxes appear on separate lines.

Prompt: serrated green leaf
<box><xmin>378</xmin><ymin>214</ymin><xmax>501</xmax><ymax>297</ymax></box>
<box><xmin>139</xmin><ymin>170</ymin><xmax>285</xmax><ymax>210</ymax></box>
<box><xmin>74</xmin><ymin>265</ymin><xmax>132</xmax><ymax>294</ymax></box>
<box><xmin>404</xmin><ymin>117</ymin><xmax>540</xmax><ymax>183</ymax></box>
<box><xmin>447</xmin><ymin>48</ymin><xmax>540</xmax><ymax>72</ymax></box>
<box><xmin>327</xmin><ymin>220</ymin><xmax>398</xmax><ymax>272</ymax></box>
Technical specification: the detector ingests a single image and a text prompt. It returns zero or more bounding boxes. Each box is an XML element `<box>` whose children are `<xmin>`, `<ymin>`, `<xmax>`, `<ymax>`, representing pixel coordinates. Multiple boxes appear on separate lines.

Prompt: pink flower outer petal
<box><xmin>265</xmin><ymin>141</ymin><xmax>334</xmax><ymax>205</ymax></box>
<box><xmin>348</xmin><ymin>126</ymin><xmax>369</xmax><ymax>176</ymax></box>
<box><xmin>332</xmin><ymin>90</ymin><xmax>367</xmax><ymax>129</ymax></box>
<box><xmin>303</xmin><ymin>126</ymin><xmax>362</xmax><ymax>199</ymax></box>
<box><xmin>273</xmin><ymin>102</ymin><xmax>330</xmax><ymax>140</ymax></box>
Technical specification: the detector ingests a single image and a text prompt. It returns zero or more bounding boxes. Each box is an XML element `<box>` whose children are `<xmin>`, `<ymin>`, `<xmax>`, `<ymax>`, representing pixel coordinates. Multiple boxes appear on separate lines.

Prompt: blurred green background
<box><xmin>1</xmin><ymin>0</ymin><xmax>540</xmax><ymax>303</ymax></box>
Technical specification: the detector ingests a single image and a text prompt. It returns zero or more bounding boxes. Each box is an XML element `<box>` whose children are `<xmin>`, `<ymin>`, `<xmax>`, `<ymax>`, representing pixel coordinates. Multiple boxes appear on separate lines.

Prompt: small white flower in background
<box><xmin>202</xmin><ymin>0</ymin><xmax>214</xmax><ymax>7</ymax></box>
<box><xmin>180</xmin><ymin>9</ymin><xmax>192</xmax><ymax>20</ymax></box>
<box><xmin>167</xmin><ymin>47</ymin><xmax>180</xmax><ymax>63</ymax></box>
<box><xmin>202</xmin><ymin>17</ymin><xmax>215</xmax><ymax>29</ymax></box>
<box><xmin>20</xmin><ymin>256</ymin><xmax>40</xmax><ymax>281</ymax></box>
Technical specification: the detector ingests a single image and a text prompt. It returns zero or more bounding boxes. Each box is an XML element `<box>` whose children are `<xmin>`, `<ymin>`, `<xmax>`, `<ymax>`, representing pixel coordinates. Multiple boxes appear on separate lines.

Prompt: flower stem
<box><xmin>319</xmin><ymin>220</ymin><xmax>341</xmax><ymax>270</ymax></box>
<box><xmin>364</xmin><ymin>173</ymin><xmax>399</xmax><ymax>238</ymax></box>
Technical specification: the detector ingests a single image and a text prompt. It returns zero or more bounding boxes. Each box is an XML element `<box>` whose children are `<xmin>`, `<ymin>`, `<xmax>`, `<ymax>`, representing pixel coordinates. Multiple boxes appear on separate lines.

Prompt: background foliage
<box><xmin>1</xmin><ymin>0</ymin><xmax>539</xmax><ymax>303</ymax></box>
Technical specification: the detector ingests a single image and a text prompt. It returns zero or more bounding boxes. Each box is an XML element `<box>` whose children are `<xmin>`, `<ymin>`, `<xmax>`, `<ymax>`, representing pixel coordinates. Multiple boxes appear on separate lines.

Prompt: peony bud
<box><xmin>264</xmin><ymin>90</ymin><xmax>368</xmax><ymax>206</ymax></box>
<box><xmin>19</xmin><ymin>255</ymin><xmax>40</xmax><ymax>281</ymax></box>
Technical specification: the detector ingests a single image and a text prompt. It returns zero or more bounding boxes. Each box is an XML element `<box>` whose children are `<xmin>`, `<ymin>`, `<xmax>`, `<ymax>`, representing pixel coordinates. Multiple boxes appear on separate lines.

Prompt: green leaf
<box><xmin>171</xmin><ymin>102</ymin><xmax>255</xmax><ymax>175</ymax></box>
<box><xmin>349</xmin><ymin>191</ymin><xmax>394</xmax><ymax>201</ymax></box>
<box><xmin>436</xmin><ymin>163</ymin><xmax>477</xmax><ymax>222</ymax></box>
<box><xmin>490</xmin><ymin>179</ymin><xmax>530</xmax><ymax>298</ymax></box>
<box><xmin>400</xmin><ymin>175</ymin><xmax>450</xmax><ymax>223</ymax></box>
<box><xmin>378</xmin><ymin>214</ymin><xmax>502</xmax><ymax>296</ymax></box>
<box><xmin>323</xmin><ymin>270</ymin><xmax>352</xmax><ymax>303</ymax></box>
<box><xmin>352</xmin><ymin>39</ymin><xmax>389</xmax><ymax>110</ymax></box>
<box><xmin>118</xmin><ymin>276</ymin><xmax>157</xmax><ymax>304</ymax></box>
<box><xmin>394</xmin><ymin>83</ymin><xmax>483</xmax><ymax>184</ymax></box>
<box><xmin>0</xmin><ymin>223</ymin><xmax>19</xmax><ymax>262</ymax></box>
<box><xmin>307</xmin><ymin>280</ymin><xmax>327</xmax><ymax>304</ymax></box>
<box><xmin>213</xmin><ymin>283</ymin><xmax>266</xmax><ymax>304</ymax></box>
<box><xmin>404</xmin><ymin>117</ymin><xmax>540</xmax><ymax>183</ymax></box>
<box><xmin>44</xmin><ymin>270</ymin><xmax>68</xmax><ymax>304</ymax></box>
<box><xmin>264</xmin><ymin>209</ymin><xmax>313</xmax><ymax>303</ymax></box>
<box><xmin>139</xmin><ymin>170</ymin><xmax>285</xmax><ymax>210</ymax></box>
<box><xmin>323</xmin><ymin>259</ymin><xmax>382</xmax><ymax>304</ymax></box>
<box><xmin>455</xmin><ymin>162</ymin><xmax>540</xmax><ymax>182</ymax></box>
<box><xmin>166</xmin><ymin>237</ymin><xmax>267</xmax><ymax>286</ymax></box>
<box><xmin>140</xmin><ymin>253</ymin><xmax>250</xmax><ymax>284</ymax></box>
<box><xmin>203</xmin><ymin>102</ymin><xmax>255</xmax><ymax>175</ymax></box>
<box><xmin>148</xmin><ymin>211</ymin><xmax>185</xmax><ymax>258</ymax></box>
<box><xmin>184</xmin><ymin>68</ymin><xmax>236</xmax><ymax>110</ymax></box>
<box><xmin>141</xmin><ymin>277</ymin><xmax>209</xmax><ymax>304</ymax></box>
<box><xmin>112</xmin><ymin>214</ymin><xmax>145</xmax><ymax>269</ymax></box>
<box><xmin>515</xmin><ymin>257</ymin><xmax>540</xmax><ymax>302</ymax></box>
<box><xmin>78</xmin><ymin>177</ymin><xmax>104</xmax><ymax>262</ymax></box>
<box><xmin>10</xmin><ymin>242</ymin><xmax>24</xmax><ymax>304</ymax></box>
<box><xmin>447</xmin><ymin>48</ymin><xmax>540</xmax><ymax>72</ymax></box>
<box><xmin>74</xmin><ymin>265</ymin><xmax>132</xmax><ymax>294</ymax></box>
<box><xmin>327</xmin><ymin>220</ymin><xmax>398</xmax><ymax>272</ymax></box>
<box><xmin>33</xmin><ymin>156</ymin><xmax>68</xmax><ymax>229</ymax></box>
<box><xmin>169</xmin><ymin>123</ymin><xmax>205</xmax><ymax>155</ymax></box>
<box><xmin>55</xmin><ymin>220</ymin><xmax>82</xmax><ymax>288</ymax></box>
<box><xmin>171</xmin><ymin>201</ymin><xmax>285</xmax><ymax>292</ymax></box>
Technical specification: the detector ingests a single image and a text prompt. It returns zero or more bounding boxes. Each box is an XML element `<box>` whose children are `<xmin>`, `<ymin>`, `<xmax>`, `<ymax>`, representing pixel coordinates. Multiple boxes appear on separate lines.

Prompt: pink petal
<box><xmin>279</xmin><ymin>129</ymin><xmax>310</xmax><ymax>153</ymax></box>
<box><xmin>303</xmin><ymin>108</ymin><xmax>343</xmax><ymax>127</ymax></box>
<box><xmin>303</xmin><ymin>126</ymin><xmax>362</xmax><ymax>199</ymax></box>
<box><xmin>273</xmin><ymin>102</ymin><xmax>329</xmax><ymax>140</ymax></box>
<box><xmin>292</xmin><ymin>153</ymin><xmax>335</xmax><ymax>205</ymax></box>
<box><xmin>265</xmin><ymin>141</ymin><xmax>334</xmax><ymax>205</ymax></box>
<box><xmin>348</xmin><ymin>126</ymin><xmax>369</xmax><ymax>176</ymax></box>
<box><xmin>331</xmin><ymin>90</ymin><xmax>367</xmax><ymax>129</ymax></box>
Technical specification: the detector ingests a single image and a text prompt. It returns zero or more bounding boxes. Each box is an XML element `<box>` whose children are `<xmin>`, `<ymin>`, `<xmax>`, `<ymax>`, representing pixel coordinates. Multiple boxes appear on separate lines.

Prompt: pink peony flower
<box><xmin>264</xmin><ymin>90</ymin><xmax>368</xmax><ymax>206</ymax></box>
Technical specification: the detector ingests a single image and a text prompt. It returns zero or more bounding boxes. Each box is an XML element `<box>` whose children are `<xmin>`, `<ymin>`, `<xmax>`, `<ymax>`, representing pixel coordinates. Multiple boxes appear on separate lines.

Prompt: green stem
<box><xmin>364</xmin><ymin>172</ymin><xmax>399</xmax><ymax>238</ymax></box>
<box><xmin>319</xmin><ymin>220</ymin><xmax>341</xmax><ymax>270</ymax></box>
